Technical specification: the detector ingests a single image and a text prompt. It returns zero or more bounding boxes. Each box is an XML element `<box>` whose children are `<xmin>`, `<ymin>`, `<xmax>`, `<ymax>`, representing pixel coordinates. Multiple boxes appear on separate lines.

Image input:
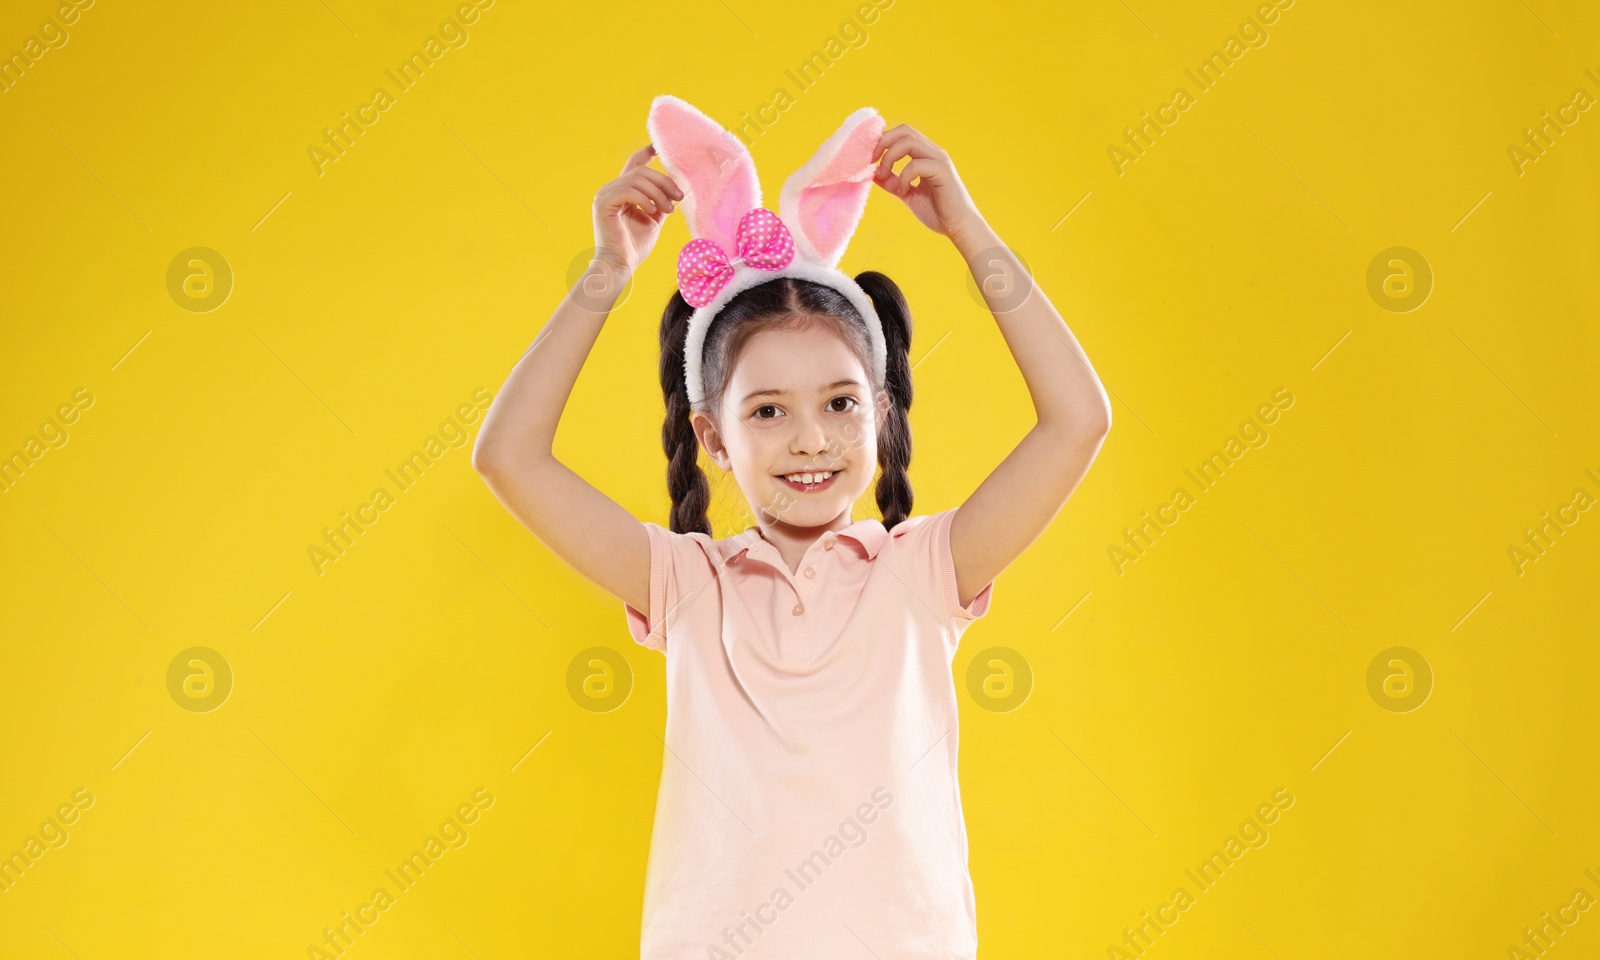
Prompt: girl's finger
<box><xmin>878</xmin><ymin>122</ymin><xmax>912</xmax><ymax>143</ymax></box>
<box><xmin>896</xmin><ymin>124</ymin><xmax>948</xmax><ymax>160</ymax></box>
<box><xmin>620</xmin><ymin>143</ymin><xmax>654</xmax><ymax>174</ymax></box>
<box><xmin>607</xmin><ymin>177</ymin><xmax>669</xmax><ymax>215</ymax></box>
<box><xmin>896</xmin><ymin>158</ymin><xmax>943</xmax><ymax>188</ymax></box>
<box><xmin>873</xmin><ymin>130</ymin><xmax>934</xmax><ymax>179</ymax></box>
<box><xmin>607</xmin><ymin>184</ymin><xmax>661</xmax><ymax>217</ymax></box>
<box><xmin>874</xmin><ymin>167</ymin><xmax>909</xmax><ymax>197</ymax></box>
<box><xmin>631</xmin><ymin>178</ymin><xmax>674</xmax><ymax>215</ymax></box>
<box><xmin>883</xmin><ymin>128</ymin><xmax>940</xmax><ymax>175</ymax></box>
<box><xmin>636</xmin><ymin>167</ymin><xmax>685</xmax><ymax>201</ymax></box>
<box><xmin>872</xmin><ymin>132</ymin><xmax>914</xmax><ymax>179</ymax></box>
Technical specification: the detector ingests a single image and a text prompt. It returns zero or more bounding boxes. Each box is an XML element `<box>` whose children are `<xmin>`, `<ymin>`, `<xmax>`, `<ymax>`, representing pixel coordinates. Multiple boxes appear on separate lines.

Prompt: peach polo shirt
<box><xmin>623</xmin><ymin>507</ymin><xmax>994</xmax><ymax>960</ymax></box>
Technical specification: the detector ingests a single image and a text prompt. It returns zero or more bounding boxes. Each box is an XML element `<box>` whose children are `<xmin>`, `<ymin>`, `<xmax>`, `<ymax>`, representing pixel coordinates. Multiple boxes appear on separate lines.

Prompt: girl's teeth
<box><xmin>786</xmin><ymin>471</ymin><xmax>832</xmax><ymax>484</ymax></box>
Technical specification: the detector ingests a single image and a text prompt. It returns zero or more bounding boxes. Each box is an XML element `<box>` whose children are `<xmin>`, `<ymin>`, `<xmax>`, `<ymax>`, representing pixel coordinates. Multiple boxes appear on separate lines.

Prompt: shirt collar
<box><xmin>716</xmin><ymin>518</ymin><xmax>889</xmax><ymax>564</ymax></box>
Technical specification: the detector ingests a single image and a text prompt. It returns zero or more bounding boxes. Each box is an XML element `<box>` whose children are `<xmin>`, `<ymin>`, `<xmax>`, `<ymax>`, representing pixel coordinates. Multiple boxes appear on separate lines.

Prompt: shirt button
<box><xmin>824</xmin><ymin>538</ymin><xmax>835</xmax><ymax>550</ymax></box>
<box><xmin>804</xmin><ymin>566</ymin><xmax>815</xmax><ymax>578</ymax></box>
<box><xmin>792</xmin><ymin>603</ymin><xmax>804</xmax><ymax>616</ymax></box>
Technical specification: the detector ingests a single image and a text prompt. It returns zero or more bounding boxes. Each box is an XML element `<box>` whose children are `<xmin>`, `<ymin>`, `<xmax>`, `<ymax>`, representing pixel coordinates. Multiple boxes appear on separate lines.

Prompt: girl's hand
<box><xmin>591</xmin><ymin>144</ymin><xmax>684</xmax><ymax>276</ymax></box>
<box><xmin>871</xmin><ymin>124</ymin><xmax>985</xmax><ymax>245</ymax></box>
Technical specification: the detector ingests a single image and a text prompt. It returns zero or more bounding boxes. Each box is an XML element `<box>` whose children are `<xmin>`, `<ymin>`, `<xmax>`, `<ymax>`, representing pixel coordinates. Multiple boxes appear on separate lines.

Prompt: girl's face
<box><xmin>692</xmin><ymin>322</ymin><xmax>886</xmax><ymax>531</ymax></box>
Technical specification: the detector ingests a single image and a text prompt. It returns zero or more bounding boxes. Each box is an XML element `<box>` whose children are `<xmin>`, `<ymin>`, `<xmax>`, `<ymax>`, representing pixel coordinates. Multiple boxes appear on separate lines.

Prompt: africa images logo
<box><xmin>306</xmin><ymin>0</ymin><xmax>496</xmax><ymax>176</ymax></box>
<box><xmin>304</xmin><ymin>788</ymin><xmax>494</xmax><ymax>958</ymax></box>
<box><xmin>705</xmin><ymin>788</ymin><xmax>894</xmax><ymax>957</ymax></box>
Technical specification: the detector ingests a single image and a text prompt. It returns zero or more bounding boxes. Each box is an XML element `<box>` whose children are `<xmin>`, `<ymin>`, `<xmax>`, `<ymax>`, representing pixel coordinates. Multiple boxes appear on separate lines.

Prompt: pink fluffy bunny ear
<box><xmin>779</xmin><ymin>107</ymin><xmax>886</xmax><ymax>269</ymax></box>
<box><xmin>646</xmin><ymin>95</ymin><xmax>760</xmax><ymax>254</ymax></box>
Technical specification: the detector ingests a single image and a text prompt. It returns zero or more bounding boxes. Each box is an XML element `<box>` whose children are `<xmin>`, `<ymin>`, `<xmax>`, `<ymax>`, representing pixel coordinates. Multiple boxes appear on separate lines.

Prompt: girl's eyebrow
<box><xmin>740</xmin><ymin>379</ymin><xmax>864</xmax><ymax>404</ymax></box>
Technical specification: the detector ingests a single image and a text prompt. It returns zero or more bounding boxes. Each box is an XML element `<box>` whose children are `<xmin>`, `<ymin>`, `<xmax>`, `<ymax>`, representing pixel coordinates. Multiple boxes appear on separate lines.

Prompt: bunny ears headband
<box><xmin>646</xmin><ymin>94</ymin><xmax>887</xmax><ymax>408</ymax></box>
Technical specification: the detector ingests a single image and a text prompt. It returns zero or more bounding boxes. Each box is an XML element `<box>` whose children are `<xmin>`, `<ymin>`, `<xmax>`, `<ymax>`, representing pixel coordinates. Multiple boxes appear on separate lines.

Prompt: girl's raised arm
<box><xmin>871</xmin><ymin>124</ymin><xmax>1114</xmax><ymax>608</ymax></box>
<box><xmin>472</xmin><ymin>145</ymin><xmax>683</xmax><ymax>615</ymax></box>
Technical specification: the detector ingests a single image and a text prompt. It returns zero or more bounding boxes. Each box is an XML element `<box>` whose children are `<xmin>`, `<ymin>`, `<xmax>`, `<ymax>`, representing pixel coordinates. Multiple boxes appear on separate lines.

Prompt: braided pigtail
<box><xmin>855</xmin><ymin>271</ymin><xmax>914</xmax><ymax>531</ymax></box>
<box><xmin>659</xmin><ymin>290</ymin><xmax>712</xmax><ymax>535</ymax></box>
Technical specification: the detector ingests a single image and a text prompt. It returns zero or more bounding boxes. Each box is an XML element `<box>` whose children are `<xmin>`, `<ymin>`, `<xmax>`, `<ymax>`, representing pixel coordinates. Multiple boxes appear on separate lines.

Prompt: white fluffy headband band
<box><xmin>645</xmin><ymin>94</ymin><xmax>887</xmax><ymax>408</ymax></box>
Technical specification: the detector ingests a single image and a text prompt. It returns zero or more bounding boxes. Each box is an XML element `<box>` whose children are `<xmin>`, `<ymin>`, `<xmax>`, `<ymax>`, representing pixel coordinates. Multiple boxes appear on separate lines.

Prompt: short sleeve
<box><xmin>929</xmin><ymin>506</ymin><xmax>994</xmax><ymax>625</ymax></box>
<box><xmin>622</xmin><ymin>521</ymin><xmax>719</xmax><ymax>652</ymax></box>
<box><xmin>882</xmin><ymin>507</ymin><xmax>994</xmax><ymax>648</ymax></box>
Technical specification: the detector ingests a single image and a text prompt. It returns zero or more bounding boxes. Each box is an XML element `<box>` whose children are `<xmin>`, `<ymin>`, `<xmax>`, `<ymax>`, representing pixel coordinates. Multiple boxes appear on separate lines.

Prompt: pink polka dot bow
<box><xmin>676</xmin><ymin>207</ymin><xmax>795</xmax><ymax>308</ymax></box>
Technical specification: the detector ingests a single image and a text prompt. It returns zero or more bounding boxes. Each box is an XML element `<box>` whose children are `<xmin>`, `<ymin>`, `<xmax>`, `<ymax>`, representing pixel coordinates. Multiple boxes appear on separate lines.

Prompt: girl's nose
<box><xmin>789</xmin><ymin>413</ymin><xmax>830</xmax><ymax>457</ymax></box>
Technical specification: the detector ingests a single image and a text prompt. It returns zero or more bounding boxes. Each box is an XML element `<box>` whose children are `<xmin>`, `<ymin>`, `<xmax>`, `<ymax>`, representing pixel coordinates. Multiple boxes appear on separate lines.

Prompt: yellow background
<box><xmin>2</xmin><ymin>0</ymin><xmax>1597</xmax><ymax>956</ymax></box>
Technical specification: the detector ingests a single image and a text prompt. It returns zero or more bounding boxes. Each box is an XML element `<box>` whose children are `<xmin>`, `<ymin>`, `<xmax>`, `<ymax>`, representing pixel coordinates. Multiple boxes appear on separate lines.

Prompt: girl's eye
<box><xmin>752</xmin><ymin>397</ymin><xmax>856</xmax><ymax>420</ymax></box>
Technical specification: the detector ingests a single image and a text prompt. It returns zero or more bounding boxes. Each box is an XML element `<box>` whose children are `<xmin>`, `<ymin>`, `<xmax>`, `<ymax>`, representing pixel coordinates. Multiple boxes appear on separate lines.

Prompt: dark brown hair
<box><xmin>658</xmin><ymin>272</ymin><xmax>915</xmax><ymax>536</ymax></box>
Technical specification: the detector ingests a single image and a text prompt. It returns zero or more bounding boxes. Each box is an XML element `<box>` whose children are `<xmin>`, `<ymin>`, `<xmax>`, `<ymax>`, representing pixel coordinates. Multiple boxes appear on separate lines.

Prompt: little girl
<box><xmin>473</xmin><ymin>95</ymin><xmax>1112</xmax><ymax>959</ymax></box>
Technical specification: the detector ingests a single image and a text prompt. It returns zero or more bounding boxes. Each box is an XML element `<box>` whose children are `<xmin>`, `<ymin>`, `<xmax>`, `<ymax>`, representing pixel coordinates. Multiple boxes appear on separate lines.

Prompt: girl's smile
<box><xmin>778</xmin><ymin>468</ymin><xmax>841</xmax><ymax>493</ymax></box>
